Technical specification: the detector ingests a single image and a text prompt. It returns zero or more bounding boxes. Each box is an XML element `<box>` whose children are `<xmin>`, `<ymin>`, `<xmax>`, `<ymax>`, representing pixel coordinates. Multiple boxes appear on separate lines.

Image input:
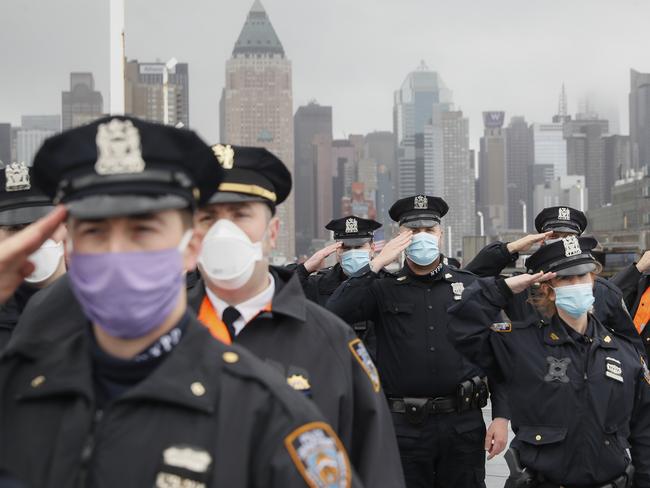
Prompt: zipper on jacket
<box><xmin>76</xmin><ymin>408</ymin><xmax>104</xmax><ymax>487</ymax></box>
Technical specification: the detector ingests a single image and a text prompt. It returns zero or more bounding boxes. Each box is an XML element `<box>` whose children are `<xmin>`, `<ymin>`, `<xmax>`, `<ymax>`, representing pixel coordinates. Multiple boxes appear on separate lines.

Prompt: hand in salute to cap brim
<box><xmin>505</xmin><ymin>271</ymin><xmax>556</xmax><ymax>295</ymax></box>
<box><xmin>506</xmin><ymin>231</ymin><xmax>554</xmax><ymax>254</ymax></box>
<box><xmin>303</xmin><ymin>242</ymin><xmax>342</xmax><ymax>273</ymax></box>
<box><xmin>0</xmin><ymin>205</ymin><xmax>67</xmax><ymax>303</ymax></box>
<box><xmin>370</xmin><ymin>230</ymin><xmax>413</xmax><ymax>273</ymax></box>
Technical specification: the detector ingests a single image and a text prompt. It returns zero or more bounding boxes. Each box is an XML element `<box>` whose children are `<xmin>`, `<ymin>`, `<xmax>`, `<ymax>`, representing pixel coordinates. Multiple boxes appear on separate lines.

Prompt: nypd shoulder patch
<box><xmin>490</xmin><ymin>322</ymin><xmax>512</xmax><ymax>333</ymax></box>
<box><xmin>348</xmin><ymin>338</ymin><xmax>381</xmax><ymax>393</ymax></box>
<box><xmin>285</xmin><ymin>422</ymin><xmax>351</xmax><ymax>488</ymax></box>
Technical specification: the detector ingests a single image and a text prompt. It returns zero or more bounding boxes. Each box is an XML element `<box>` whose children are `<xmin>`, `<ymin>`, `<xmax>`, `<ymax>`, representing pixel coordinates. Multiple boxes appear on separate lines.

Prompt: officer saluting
<box><xmin>0</xmin><ymin>162</ymin><xmax>66</xmax><ymax>348</ymax></box>
<box><xmin>295</xmin><ymin>215</ymin><xmax>382</xmax><ymax>306</ymax></box>
<box><xmin>465</xmin><ymin>205</ymin><xmax>641</xmax><ymax>348</ymax></box>
<box><xmin>0</xmin><ymin>117</ymin><xmax>356</xmax><ymax>488</ymax></box>
<box><xmin>449</xmin><ymin>236</ymin><xmax>650</xmax><ymax>487</ymax></box>
<box><xmin>327</xmin><ymin>195</ymin><xmax>510</xmax><ymax>488</ymax></box>
<box><xmin>189</xmin><ymin>144</ymin><xmax>404</xmax><ymax>488</ymax></box>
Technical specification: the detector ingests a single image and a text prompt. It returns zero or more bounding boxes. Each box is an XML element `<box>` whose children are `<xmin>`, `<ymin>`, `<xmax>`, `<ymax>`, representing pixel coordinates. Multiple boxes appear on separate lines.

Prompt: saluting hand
<box><xmin>506</xmin><ymin>231</ymin><xmax>553</xmax><ymax>254</ymax></box>
<box><xmin>0</xmin><ymin>206</ymin><xmax>67</xmax><ymax>303</ymax></box>
<box><xmin>370</xmin><ymin>230</ymin><xmax>413</xmax><ymax>273</ymax></box>
<box><xmin>303</xmin><ymin>242</ymin><xmax>342</xmax><ymax>273</ymax></box>
<box><xmin>505</xmin><ymin>271</ymin><xmax>556</xmax><ymax>294</ymax></box>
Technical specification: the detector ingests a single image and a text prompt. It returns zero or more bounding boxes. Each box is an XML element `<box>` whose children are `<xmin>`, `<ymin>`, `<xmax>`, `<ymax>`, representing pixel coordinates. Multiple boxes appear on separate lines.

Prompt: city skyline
<box><xmin>1</xmin><ymin>0</ymin><xmax>649</xmax><ymax>150</ymax></box>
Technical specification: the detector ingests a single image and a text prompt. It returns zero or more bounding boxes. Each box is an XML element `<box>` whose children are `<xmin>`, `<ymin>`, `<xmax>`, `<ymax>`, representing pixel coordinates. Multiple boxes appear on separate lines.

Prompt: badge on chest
<box><xmin>605</xmin><ymin>357</ymin><xmax>624</xmax><ymax>383</ymax></box>
<box><xmin>544</xmin><ymin>356</ymin><xmax>571</xmax><ymax>383</ymax></box>
<box><xmin>451</xmin><ymin>282</ymin><xmax>464</xmax><ymax>300</ymax></box>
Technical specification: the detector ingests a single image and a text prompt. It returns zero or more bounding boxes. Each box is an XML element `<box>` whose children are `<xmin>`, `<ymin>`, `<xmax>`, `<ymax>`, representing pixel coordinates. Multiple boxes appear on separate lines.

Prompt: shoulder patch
<box><xmin>348</xmin><ymin>338</ymin><xmax>381</xmax><ymax>392</ymax></box>
<box><xmin>285</xmin><ymin>421</ymin><xmax>351</xmax><ymax>488</ymax></box>
<box><xmin>490</xmin><ymin>322</ymin><xmax>512</xmax><ymax>333</ymax></box>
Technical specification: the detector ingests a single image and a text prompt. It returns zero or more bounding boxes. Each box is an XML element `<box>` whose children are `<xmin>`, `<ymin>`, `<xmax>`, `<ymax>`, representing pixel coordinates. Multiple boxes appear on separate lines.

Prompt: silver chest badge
<box><xmin>95</xmin><ymin>119</ymin><xmax>146</xmax><ymax>175</ymax></box>
<box><xmin>5</xmin><ymin>162</ymin><xmax>30</xmax><ymax>192</ymax></box>
<box><xmin>345</xmin><ymin>217</ymin><xmax>358</xmax><ymax>234</ymax></box>
<box><xmin>414</xmin><ymin>195</ymin><xmax>428</xmax><ymax>209</ymax></box>
<box><xmin>562</xmin><ymin>236</ymin><xmax>581</xmax><ymax>257</ymax></box>
<box><xmin>452</xmin><ymin>282</ymin><xmax>464</xmax><ymax>300</ymax></box>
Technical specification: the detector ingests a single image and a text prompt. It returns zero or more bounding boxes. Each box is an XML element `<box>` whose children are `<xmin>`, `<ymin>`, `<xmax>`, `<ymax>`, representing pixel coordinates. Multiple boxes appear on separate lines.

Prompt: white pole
<box><xmin>447</xmin><ymin>226</ymin><xmax>452</xmax><ymax>258</ymax></box>
<box><xmin>163</xmin><ymin>67</ymin><xmax>169</xmax><ymax>125</ymax></box>
<box><xmin>109</xmin><ymin>0</ymin><xmax>125</xmax><ymax>115</ymax></box>
<box><xmin>476</xmin><ymin>211</ymin><xmax>485</xmax><ymax>237</ymax></box>
<box><xmin>519</xmin><ymin>200</ymin><xmax>527</xmax><ymax>233</ymax></box>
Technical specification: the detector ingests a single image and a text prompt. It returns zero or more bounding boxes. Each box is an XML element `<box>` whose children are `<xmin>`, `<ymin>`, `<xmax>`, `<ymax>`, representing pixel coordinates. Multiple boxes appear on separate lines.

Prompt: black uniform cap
<box><xmin>0</xmin><ymin>163</ymin><xmax>53</xmax><ymax>226</ymax></box>
<box><xmin>325</xmin><ymin>215</ymin><xmax>381</xmax><ymax>246</ymax></box>
<box><xmin>32</xmin><ymin>116</ymin><xmax>223</xmax><ymax>219</ymax></box>
<box><xmin>389</xmin><ymin>195</ymin><xmax>449</xmax><ymax>228</ymax></box>
<box><xmin>525</xmin><ymin>236</ymin><xmax>598</xmax><ymax>276</ymax></box>
<box><xmin>207</xmin><ymin>144</ymin><xmax>291</xmax><ymax>209</ymax></box>
<box><xmin>534</xmin><ymin>206</ymin><xmax>587</xmax><ymax>235</ymax></box>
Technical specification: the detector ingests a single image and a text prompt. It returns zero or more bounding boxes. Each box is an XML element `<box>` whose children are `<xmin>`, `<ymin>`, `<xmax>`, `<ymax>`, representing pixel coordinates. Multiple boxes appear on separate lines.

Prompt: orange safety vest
<box><xmin>633</xmin><ymin>287</ymin><xmax>650</xmax><ymax>335</ymax></box>
<box><xmin>197</xmin><ymin>296</ymin><xmax>272</xmax><ymax>345</ymax></box>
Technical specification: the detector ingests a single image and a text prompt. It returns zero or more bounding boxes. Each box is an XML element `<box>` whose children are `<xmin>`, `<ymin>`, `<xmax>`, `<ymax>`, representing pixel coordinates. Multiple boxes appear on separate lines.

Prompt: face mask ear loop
<box><xmin>177</xmin><ymin>230</ymin><xmax>194</xmax><ymax>252</ymax></box>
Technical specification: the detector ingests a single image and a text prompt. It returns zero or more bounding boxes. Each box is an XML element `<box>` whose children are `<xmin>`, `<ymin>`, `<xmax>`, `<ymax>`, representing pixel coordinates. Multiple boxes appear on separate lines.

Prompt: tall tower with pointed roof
<box><xmin>220</xmin><ymin>1</ymin><xmax>295</xmax><ymax>260</ymax></box>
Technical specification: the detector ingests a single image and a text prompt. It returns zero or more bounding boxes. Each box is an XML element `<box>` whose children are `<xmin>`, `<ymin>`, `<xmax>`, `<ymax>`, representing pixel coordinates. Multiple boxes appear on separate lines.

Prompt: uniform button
<box><xmin>604</xmin><ymin>440</ymin><xmax>610</xmax><ymax>446</ymax></box>
<box><xmin>429</xmin><ymin>326</ymin><xmax>434</xmax><ymax>331</ymax></box>
<box><xmin>429</xmin><ymin>346</ymin><xmax>435</xmax><ymax>352</ymax></box>
<box><xmin>30</xmin><ymin>375</ymin><xmax>45</xmax><ymax>388</ymax></box>
<box><xmin>646</xmin><ymin>337</ymin><xmax>650</xmax><ymax>342</ymax></box>
<box><xmin>535</xmin><ymin>434</ymin><xmax>542</xmax><ymax>441</ymax></box>
<box><xmin>428</xmin><ymin>305</ymin><xmax>433</xmax><ymax>310</ymax></box>
<box><xmin>191</xmin><ymin>382</ymin><xmax>206</xmax><ymax>397</ymax></box>
<box><xmin>222</xmin><ymin>351</ymin><xmax>239</xmax><ymax>363</ymax></box>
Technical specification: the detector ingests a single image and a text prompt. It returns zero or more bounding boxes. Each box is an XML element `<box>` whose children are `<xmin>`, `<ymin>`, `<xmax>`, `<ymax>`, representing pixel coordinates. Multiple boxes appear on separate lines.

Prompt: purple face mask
<box><xmin>68</xmin><ymin>247</ymin><xmax>185</xmax><ymax>339</ymax></box>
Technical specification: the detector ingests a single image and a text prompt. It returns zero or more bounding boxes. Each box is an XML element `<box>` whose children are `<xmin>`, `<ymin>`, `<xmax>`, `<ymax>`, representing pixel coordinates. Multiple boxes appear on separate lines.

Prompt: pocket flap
<box><xmin>516</xmin><ymin>425</ymin><xmax>567</xmax><ymax>446</ymax></box>
<box><xmin>384</xmin><ymin>302</ymin><xmax>414</xmax><ymax>314</ymax></box>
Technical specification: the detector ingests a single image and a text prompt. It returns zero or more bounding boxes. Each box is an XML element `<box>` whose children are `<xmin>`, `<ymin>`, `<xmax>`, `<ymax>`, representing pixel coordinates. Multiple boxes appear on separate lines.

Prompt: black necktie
<box><xmin>222</xmin><ymin>306</ymin><xmax>241</xmax><ymax>341</ymax></box>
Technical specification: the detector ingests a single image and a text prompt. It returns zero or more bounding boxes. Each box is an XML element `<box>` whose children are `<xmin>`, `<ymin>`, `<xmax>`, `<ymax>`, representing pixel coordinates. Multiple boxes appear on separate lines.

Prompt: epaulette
<box><xmin>315</xmin><ymin>266</ymin><xmax>334</xmax><ymax>276</ymax></box>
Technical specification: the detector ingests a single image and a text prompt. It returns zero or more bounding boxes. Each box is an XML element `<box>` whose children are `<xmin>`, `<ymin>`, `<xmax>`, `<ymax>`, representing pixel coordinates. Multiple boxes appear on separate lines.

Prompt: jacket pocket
<box><xmin>514</xmin><ymin>425</ymin><xmax>567</xmax><ymax>475</ymax></box>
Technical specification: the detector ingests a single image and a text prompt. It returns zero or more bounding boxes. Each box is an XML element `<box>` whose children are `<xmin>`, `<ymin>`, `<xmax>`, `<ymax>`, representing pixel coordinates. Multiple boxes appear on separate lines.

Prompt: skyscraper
<box><xmin>293</xmin><ymin>102</ymin><xmax>332</xmax><ymax>255</ymax></box>
<box><xmin>478</xmin><ymin>111</ymin><xmax>508</xmax><ymax>234</ymax></box>
<box><xmin>0</xmin><ymin>124</ymin><xmax>11</xmax><ymax>167</ymax></box>
<box><xmin>531</xmin><ymin>122</ymin><xmax>567</xmax><ymax>180</ymax></box>
<box><xmin>16</xmin><ymin>127</ymin><xmax>56</xmax><ymax>166</ymax></box>
<box><xmin>393</xmin><ymin>62</ymin><xmax>452</xmax><ymax>198</ymax></box>
<box><xmin>564</xmin><ymin>117</ymin><xmax>609</xmax><ymax>210</ymax></box>
<box><xmin>61</xmin><ymin>72</ymin><xmax>103</xmax><ymax>130</ymax></box>
<box><xmin>630</xmin><ymin>69</ymin><xmax>650</xmax><ymax>173</ymax></box>
<box><xmin>506</xmin><ymin>117</ymin><xmax>533</xmax><ymax>231</ymax></box>
<box><xmin>21</xmin><ymin>115</ymin><xmax>60</xmax><ymax>132</ymax></box>
<box><xmin>365</xmin><ymin>131</ymin><xmax>395</xmax><ymax>227</ymax></box>
<box><xmin>125</xmin><ymin>60</ymin><xmax>190</xmax><ymax>126</ymax></box>
<box><xmin>220</xmin><ymin>0</ymin><xmax>295</xmax><ymax>260</ymax></box>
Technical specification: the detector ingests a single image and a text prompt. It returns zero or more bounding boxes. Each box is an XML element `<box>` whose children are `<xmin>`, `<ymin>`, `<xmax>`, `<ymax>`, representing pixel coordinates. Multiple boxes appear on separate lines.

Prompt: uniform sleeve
<box><xmin>489</xmin><ymin>377</ymin><xmax>511</xmax><ymax>420</ymax></box>
<box><xmin>326</xmin><ymin>264</ymin><xmax>379</xmax><ymax>324</ymax></box>
<box><xmin>630</xmin><ymin>362</ymin><xmax>650</xmax><ymax>487</ymax></box>
<box><xmin>600</xmin><ymin>281</ymin><xmax>647</xmax><ymax>357</ymax></box>
<box><xmin>447</xmin><ymin>277</ymin><xmax>519</xmax><ymax>382</ymax></box>
<box><xmin>611</xmin><ymin>263</ymin><xmax>642</xmax><ymax>309</ymax></box>
<box><xmin>464</xmin><ymin>242</ymin><xmax>517</xmax><ymax>278</ymax></box>
<box><xmin>292</xmin><ymin>263</ymin><xmax>320</xmax><ymax>303</ymax></box>
<box><xmin>344</xmin><ymin>332</ymin><xmax>406</xmax><ymax>488</ymax></box>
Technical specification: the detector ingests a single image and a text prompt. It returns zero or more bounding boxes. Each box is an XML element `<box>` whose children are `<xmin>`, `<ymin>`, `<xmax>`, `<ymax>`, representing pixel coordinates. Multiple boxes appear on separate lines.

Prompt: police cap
<box><xmin>0</xmin><ymin>162</ymin><xmax>53</xmax><ymax>226</ymax></box>
<box><xmin>325</xmin><ymin>215</ymin><xmax>381</xmax><ymax>246</ymax></box>
<box><xmin>534</xmin><ymin>206</ymin><xmax>587</xmax><ymax>235</ymax></box>
<box><xmin>389</xmin><ymin>195</ymin><xmax>449</xmax><ymax>228</ymax></box>
<box><xmin>525</xmin><ymin>236</ymin><xmax>598</xmax><ymax>276</ymax></box>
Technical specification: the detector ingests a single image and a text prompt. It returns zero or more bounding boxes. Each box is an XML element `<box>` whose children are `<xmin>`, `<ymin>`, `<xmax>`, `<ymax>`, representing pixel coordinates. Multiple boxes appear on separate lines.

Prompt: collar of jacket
<box><xmin>543</xmin><ymin>314</ymin><xmax>618</xmax><ymax>350</ymax></box>
<box><xmin>6</xmin><ymin>316</ymin><xmax>224</xmax><ymax>414</ymax></box>
<box><xmin>189</xmin><ymin>265</ymin><xmax>307</xmax><ymax>323</ymax></box>
<box><xmin>397</xmin><ymin>261</ymin><xmax>446</xmax><ymax>285</ymax></box>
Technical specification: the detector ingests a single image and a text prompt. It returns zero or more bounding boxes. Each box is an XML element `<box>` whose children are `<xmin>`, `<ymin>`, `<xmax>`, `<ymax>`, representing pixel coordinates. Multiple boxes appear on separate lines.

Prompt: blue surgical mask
<box><xmin>406</xmin><ymin>233</ymin><xmax>440</xmax><ymax>266</ymax></box>
<box><xmin>341</xmin><ymin>249</ymin><xmax>370</xmax><ymax>276</ymax></box>
<box><xmin>554</xmin><ymin>283</ymin><xmax>594</xmax><ymax>318</ymax></box>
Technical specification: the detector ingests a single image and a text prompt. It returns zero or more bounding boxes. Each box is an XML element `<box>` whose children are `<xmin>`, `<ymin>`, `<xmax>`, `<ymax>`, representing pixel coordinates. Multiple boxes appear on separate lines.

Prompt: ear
<box><xmin>266</xmin><ymin>216</ymin><xmax>280</xmax><ymax>250</ymax></box>
<box><xmin>182</xmin><ymin>230</ymin><xmax>203</xmax><ymax>272</ymax></box>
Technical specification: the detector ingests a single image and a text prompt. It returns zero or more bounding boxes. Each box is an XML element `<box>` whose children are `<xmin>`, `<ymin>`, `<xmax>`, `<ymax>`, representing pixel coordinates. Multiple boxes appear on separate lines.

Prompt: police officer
<box><xmin>189</xmin><ymin>144</ymin><xmax>404</xmax><ymax>488</ymax></box>
<box><xmin>295</xmin><ymin>216</ymin><xmax>382</xmax><ymax>306</ymax></box>
<box><xmin>0</xmin><ymin>163</ymin><xmax>67</xmax><ymax>348</ymax></box>
<box><xmin>611</xmin><ymin>250</ymin><xmax>650</xmax><ymax>358</ymax></box>
<box><xmin>0</xmin><ymin>117</ymin><xmax>357</xmax><ymax>487</ymax></box>
<box><xmin>465</xmin><ymin>206</ymin><xmax>641</xmax><ymax>347</ymax></box>
<box><xmin>448</xmin><ymin>236</ymin><xmax>650</xmax><ymax>487</ymax></box>
<box><xmin>327</xmin><ymin>194</ymin><xmax>510</xmax><ymax>488</ymax></box>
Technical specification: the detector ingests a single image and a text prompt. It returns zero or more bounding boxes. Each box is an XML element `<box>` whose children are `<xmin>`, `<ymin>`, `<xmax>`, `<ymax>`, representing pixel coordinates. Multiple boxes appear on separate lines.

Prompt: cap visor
<box><xmin>207</xmin><ymin>192</ymin><xmax>270</xmax><ymax>205</ymax></box>
<box><xmin>66</xmin><ymin>194</ymin><xmax>189</xmax><ymax>219</ymax></box>
<box><xmin>402</xmin><ymin>219</ymin><xmax>439</xmax><ymax>229</ymax></box>
<box><xmin>0</xmin><ymin>205</ymin><xmax>54</xmax><ymax>226</ymax></box>
<box><xmin>544</xmin><ymin>225</ymin><xmax>580</xmax><ymax>234</ymax></box>
<box><xmin>554</xmin><ymin>262</ymin><xmax>597</xmax><ymax>276</ymax></box>
<box><xmin>339</xmin><ymin>237</ymin><xmax>372</xmax><ymax>247</ymax></box>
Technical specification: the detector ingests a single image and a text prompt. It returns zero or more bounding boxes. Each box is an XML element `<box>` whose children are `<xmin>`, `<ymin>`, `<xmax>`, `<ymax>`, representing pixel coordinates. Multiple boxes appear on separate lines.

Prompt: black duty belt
<box><xmin>388</xmin><ymin>396</ymin><xmax>457</xmax><ymax>425</ymax></box>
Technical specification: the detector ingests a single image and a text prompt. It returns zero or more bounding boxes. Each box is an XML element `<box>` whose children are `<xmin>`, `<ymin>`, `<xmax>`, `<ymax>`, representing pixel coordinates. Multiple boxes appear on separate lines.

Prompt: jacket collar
<box><xmin>543</xmin><ymin>314</ymin><xmax>619</xmax><ymax>350</ymax></box>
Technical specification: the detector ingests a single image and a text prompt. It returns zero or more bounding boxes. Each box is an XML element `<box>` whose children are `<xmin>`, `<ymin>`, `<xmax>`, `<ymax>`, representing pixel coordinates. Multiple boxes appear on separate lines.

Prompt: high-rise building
<box><xmin>439</xmin><ymin>110</ymin><xmax>474</xmax><ymax>257</ymax></box>
<box><xmin>630</xmin><ymin>69</ymin><xmax>650</xmax><ymax>172</ymax></box>
<box><xmin>506</xmin><ymin>117</ymin><xmax>534</xmax><ymax>231</ymax></box>
<box><xmin>365</xmin><ymin>131</ymin><xmax>395</xmax><ymax>227</ymax></box>
<box><xmin>393</xmin><ymin>62</ymin><xmax>452</xmax><ymax>197</ymax></box>
<box><xmin>21</xmin><ymin>115</ymin><xmax>60</xmax><ymax>132</ymax></box>
<box><xmin>478</xmin><ymin>111</ymin><xmax>507</xmax><ymax>234</ymax></box>
<box><xmin>16</xmin><ymin>128</ymin><xmax>56</xmax><ymax>166</ymax></box>
<box><xmin>61</xmin><ymin>72</ymin><xmax>103</xmax><ymax>130</ymax></box>
<box><xmin>125</xmin><ymin>60</ymin><xmax>190</xmax><ymax>126</ymax></box>
<box><xmin>564</xmin><ymin>117</ymin><xmax>609</xmax><ymax>210</ymax></box>
<box><xmin>531</xmin><ymin>122</ymin><xmax>567</xmax><ymax>179</ymax></box>
<box><xmin>534</xmin><ymin>175</ymin><xmax>587</xmax><ymax>217</ymax></box>
<box><xmin>293</xmin><ymin>102</ymin><xmax>332</xmax><ymax>255</ymax></box>
<box><xmin>0</xmin><ymin>124</ymin><xmax>11</xmax><ymax>167</ymax></box>
<box><xmin>331</xmin><ymin>139</ymin><xmax>355</xmax><ymax>219</ymax></box>
<box><xmin>219</xmin><ymin>0</ymin><xmax>295</xmax><ymax>260</ymax></box>
<box><xmin>604</xmin><ymin>135</ymin><xmax>631</xmax><ymax>202</ymax></box>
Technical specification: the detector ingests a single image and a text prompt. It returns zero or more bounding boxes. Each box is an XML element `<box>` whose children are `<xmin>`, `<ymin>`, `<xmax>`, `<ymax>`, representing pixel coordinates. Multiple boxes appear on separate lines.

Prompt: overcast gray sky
<box><xmin>2</xmin><ymin>0</ymin><xmax>649</xmax><ymax>148</ymax></box>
